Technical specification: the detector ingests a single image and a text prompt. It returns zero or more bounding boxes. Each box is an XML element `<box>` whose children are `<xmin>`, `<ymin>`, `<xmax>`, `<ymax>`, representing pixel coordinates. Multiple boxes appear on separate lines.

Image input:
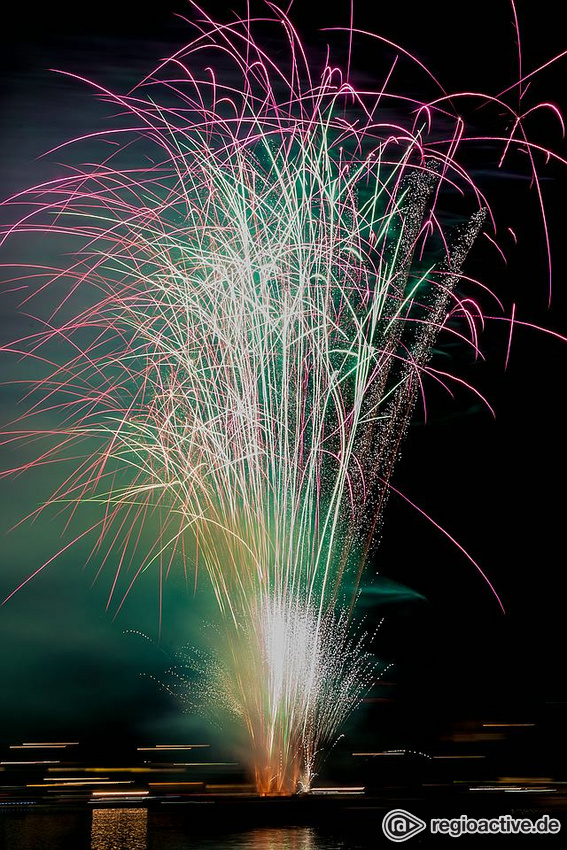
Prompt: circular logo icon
<box><xmin>382</xmin><ymin>809</ymin><xmax>427</xmax><ymax>843</ymax></box>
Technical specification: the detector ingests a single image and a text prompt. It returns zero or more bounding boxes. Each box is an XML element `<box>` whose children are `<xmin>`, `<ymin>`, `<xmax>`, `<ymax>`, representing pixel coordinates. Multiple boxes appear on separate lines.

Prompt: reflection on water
<box><xmin>149</xmin><ymin>825</ymin><xmax>348</xmax><ymax>850</ymax></box>
<box><xmin>91</xmin><ymin>808</ymin><xmax>147</xmax><ymax>850</ymax></box>
<box><xmin>0</xmin><ymin>811</ymin><xmax>353</xmax><ymax>850</ymax></box>
<box><xmin>245</xmin><ymin>827</ymin><xmax>318</xmax><ymax>850</ymax></box>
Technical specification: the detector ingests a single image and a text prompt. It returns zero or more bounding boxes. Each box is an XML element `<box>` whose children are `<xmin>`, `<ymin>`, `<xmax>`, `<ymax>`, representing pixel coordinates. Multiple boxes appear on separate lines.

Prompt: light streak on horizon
<box><xmin>1</xmin><ymin>761</ymin><xmax>60</xmax><ymax>765</ymax></box>
<box><xmin>136</xmin><ymin>744</ymin><xmax>209</xmax><ymax>750</ymax></box>
<box><xmin>91</xmin><ymin>790</ymin><xmax>149</xmax><ymax>797</ymax></box>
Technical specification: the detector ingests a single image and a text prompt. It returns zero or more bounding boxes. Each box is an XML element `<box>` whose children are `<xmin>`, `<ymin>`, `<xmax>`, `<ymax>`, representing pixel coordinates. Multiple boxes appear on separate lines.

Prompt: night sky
<box><xmin>1</xmin><ymin>0</ymin><xmax>566</xmax><ymax>774</ymax></box>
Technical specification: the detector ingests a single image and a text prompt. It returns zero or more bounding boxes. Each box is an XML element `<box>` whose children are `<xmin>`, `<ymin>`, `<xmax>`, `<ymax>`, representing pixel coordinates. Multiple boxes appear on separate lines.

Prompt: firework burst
<box><xmin>159</xmin><ymin>599</ymin><xmax>378</xmax><ymax>794</ymax></box>
<box><xmin>1</xmin><ymin>3</ymin><xmax>560</xmax><ymax>793</ymax></box>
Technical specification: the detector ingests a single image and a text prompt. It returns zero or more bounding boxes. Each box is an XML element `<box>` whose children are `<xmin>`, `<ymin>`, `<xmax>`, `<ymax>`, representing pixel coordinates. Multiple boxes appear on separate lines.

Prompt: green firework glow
<box><xmin>1</xmin><ymin>5</ymin><xmax>528</xmax><ymax>794</ymax></box>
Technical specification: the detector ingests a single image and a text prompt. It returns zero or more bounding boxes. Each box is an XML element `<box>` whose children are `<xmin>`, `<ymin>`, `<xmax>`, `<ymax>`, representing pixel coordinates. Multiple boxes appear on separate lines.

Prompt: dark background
<box><xmin>0</xmin><ymin>0</ymin><xmax>565</xmax><ymax>776</ymax></box>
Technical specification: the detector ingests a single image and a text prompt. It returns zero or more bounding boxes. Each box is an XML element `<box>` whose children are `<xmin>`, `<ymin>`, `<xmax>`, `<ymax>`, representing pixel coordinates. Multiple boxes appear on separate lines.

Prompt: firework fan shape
<box><xmin>154</xmin><ymin>602</ymin><xmax>379</xmax><ymax>794</ymax></box>
<box><xmin>1</xmin><ymin>2</ymin><xmax>561</xmax><ymax>794</ymax></box>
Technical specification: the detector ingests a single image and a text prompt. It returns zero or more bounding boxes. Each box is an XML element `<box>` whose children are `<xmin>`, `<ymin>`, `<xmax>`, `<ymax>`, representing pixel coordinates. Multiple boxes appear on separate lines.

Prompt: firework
<box><xmin>159</xmin><ymin>599</ymin><xmax>378</xmax><ymax>794</ymax></box>
<box><xmin>1</xmin><ymin>3</ymin><xmax>557</xmax><ymax>793</ymax></box>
